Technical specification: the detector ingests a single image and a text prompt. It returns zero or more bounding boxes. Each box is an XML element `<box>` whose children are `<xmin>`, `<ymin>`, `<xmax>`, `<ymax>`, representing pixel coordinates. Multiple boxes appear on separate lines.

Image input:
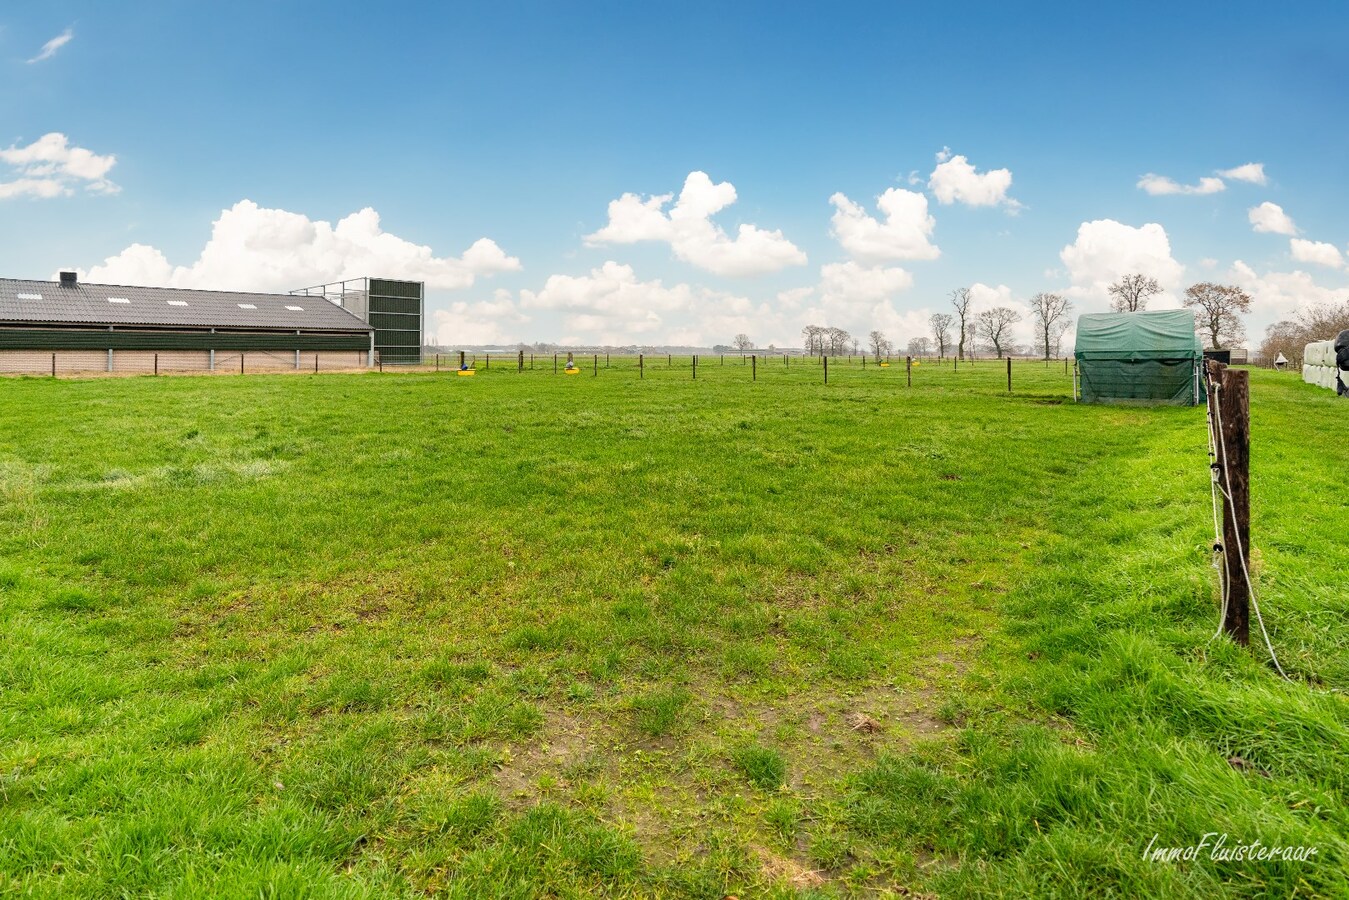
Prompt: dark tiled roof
<box><xmin>0</xmin><ymin>278</ymin><xmax>373</xmax><ymax>333</ymax></box>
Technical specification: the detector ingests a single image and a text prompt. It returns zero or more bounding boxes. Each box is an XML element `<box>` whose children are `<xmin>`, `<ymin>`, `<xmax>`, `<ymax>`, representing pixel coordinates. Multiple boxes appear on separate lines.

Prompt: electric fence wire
<box><xmin>1206</xmin><ymin>374</ymin><xmax>1291</xmax><ymax>680</ymax></box>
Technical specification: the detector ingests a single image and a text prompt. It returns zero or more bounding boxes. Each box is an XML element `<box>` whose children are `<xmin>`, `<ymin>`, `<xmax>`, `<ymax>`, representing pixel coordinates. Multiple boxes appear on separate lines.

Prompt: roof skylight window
<box><xmin>237</xmin><ymin>303</ymin><xmax>257</xmax><ymax>309</ymax></box>
<box><xmin>167</xmin><ymin>300</ymin><xmax>189</xmax><ymax>307</ymax></box>
<box><xmin>16</xmin><ymin>292</ymin><xmax>42</xmax><ymax>301</ymax></box>
<box><xmin>108</xmin><ymin>297</ymin><xmax>130</xmax><ymax>304</ymax></box>
<box><xmin>285</xmin><ymin>305</ymin><xmax>305</xmax><ymax>311</ymax></box>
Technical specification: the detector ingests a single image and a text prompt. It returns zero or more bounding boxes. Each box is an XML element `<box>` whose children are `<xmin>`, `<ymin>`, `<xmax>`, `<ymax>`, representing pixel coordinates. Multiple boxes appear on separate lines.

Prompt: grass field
<box><xmin>1</xmin><ymin>358</ymin><xmax>1346</xmax><ymax>898</ymax></box>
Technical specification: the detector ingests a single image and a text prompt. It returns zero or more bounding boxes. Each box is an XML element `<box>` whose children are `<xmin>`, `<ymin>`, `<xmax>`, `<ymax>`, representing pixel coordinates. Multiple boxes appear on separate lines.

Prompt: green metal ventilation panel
<box><xmin>367</xmin><ymin>278</ymin><xmax>424</xmax><ymax>365</ymax></box>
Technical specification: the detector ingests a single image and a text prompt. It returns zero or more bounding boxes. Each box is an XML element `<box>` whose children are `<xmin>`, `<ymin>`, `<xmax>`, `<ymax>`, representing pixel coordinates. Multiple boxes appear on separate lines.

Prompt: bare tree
<box><xmin>1183</xmin><ymin>283</ymin><xmax>1251</xmax><ymax>349</ymax></box>
<box><xmin>868</xmin><ymin>330</ymin><xmax>889</xmax><ymax>359</ymax></box>
<box><xmin>1108</xmin><ymin>274</ymin><xmax>1162</xmax><ymax>312</ymax></box>
<box><xmin>907</xmin><ymin>336</ymin><xmax>932</xmax><ymax>357</ymax></box>
<box><xmin>732</xmin><ymin>333</ymin><xmax>753</xmax><ymax>351</ymax></box>
<box><xmin>928</xmin><ymin>313</ymin><xmax>953</xmax><ymax>359</ymax></box>
<box><xmin>801</xmin><ymin>325</ymin><xmax>824</xmax><ymax>356</ymax></box>
<box><xmin>976</xmin><ymin>306</ymin><xmax>1023</xmax><ymax>358</ymax></box>
<box><xmin>950</xmin><ymin>288</ymin><xmax>973</xmax><ymax>359</ymax></box>
<box><xmin>1029</xmin><ymin>292</ymin><xmax>1073</xmax><ymax>360</ymax></box>
<box><xmin>1259</xmin><ymin>299</ymin><xmax>1349</xmax><ymax>365</ymax></box>
<box><xmin>825</xmin><ymin>327</ymin><xmax>852</xmax><ymax>356</ymax></box>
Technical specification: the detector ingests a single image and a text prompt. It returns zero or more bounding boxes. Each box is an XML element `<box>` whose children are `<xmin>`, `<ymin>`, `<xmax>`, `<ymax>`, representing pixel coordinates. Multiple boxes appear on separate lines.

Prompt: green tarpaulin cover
<box><xmin>1074</xmin><ymin>310</ymin><xmax>1204</xmax><ymax>405</ymax></box>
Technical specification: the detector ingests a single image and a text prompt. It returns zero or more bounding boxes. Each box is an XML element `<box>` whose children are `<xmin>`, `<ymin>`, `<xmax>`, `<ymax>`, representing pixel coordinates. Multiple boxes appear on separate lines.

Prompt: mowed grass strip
<box><xmin>0</xmin><ymin>361</ymin><xmax>1344</xmax><ymax>897</ymax></box>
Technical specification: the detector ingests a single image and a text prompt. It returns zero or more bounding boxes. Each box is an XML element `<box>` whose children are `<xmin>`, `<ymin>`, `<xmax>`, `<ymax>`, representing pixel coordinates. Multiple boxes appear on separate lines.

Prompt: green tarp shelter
<box><xmin>1073</xmin><ymin>310</ymin><xmax>1205</xmax><ymax>405</ymax></box>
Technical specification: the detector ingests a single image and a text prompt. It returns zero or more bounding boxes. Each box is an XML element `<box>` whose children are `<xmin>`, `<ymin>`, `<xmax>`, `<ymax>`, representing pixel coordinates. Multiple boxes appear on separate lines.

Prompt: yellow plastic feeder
<box><xmin>564</xmin><ymin>367</ymin><xmax>580</xmax><ymax>375</ymax></box>
<box><xmin>457</xmin><ymin>369</ymin><xmax>476</xmax><ymax>377</ymax></box>
<box><xmin>879</xmin><ymin>362</ymin><xmax>891</xmax><ymax>368</ymax></box>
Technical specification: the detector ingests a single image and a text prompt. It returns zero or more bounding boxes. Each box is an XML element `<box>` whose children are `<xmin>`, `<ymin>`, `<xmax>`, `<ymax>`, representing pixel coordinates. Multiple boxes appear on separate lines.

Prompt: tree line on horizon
<box><xmin>734</xmin><ymin>273</ymin><xmax>1286</xmax><ymax>363</ymax></box>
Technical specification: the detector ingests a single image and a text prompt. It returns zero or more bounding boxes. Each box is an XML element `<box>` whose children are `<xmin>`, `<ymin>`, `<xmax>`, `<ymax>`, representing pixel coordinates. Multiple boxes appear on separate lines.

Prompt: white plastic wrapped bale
<box><xmin>1302</xmin><ymin>340</ymin><xmax>1340</xmax><ymax>391</ymax></box>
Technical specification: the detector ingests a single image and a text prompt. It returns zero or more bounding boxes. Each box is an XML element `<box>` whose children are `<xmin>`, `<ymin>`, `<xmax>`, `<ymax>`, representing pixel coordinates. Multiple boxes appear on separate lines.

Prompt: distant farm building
<box><xmin>0</xmin><ymin>273</ymin><xmax>423</xmax><ymax>375</ymax></box>
<box><xmin>1073</xmin><ymin>310</ymin><xmax>1205</xmax><ymax>406</ymax></box>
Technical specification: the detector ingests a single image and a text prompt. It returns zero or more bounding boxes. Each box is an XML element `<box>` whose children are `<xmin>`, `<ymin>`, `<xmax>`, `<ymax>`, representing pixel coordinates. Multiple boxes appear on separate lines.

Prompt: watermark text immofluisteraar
<box><xmin>1144</xmin><ymin>833</ymin><xmax>1318</xmax><ymax>864</ymax></box>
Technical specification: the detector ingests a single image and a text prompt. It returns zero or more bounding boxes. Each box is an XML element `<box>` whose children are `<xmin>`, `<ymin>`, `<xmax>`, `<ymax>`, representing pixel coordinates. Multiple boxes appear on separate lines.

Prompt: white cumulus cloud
<box><xmin>76</xmin><ymin>199</ymin><xmax>520</xmax><ymax>292</ymax></box>
<box><xmin>819</xmin><ymin>260</ymin><xmax>914</xmax><ymax>302</ymax></box>
<box><xmin>1059</xmin><ymin>219</ymin><xmax>1185</xmax><ymax>305</ymax></box>
<box><xmin>1227</xmin><ymin>260</ymin><xmax>1347</xmax><ymax>320</ymax></box>
<box><xmin>928</xmin><ymin>152</ymin><xmax>1018</xmax><ymax>208</ymax></box>
<box><xmin>1289</xmin><ymin>238</ymin><xmax>1343</xmax><ymax>269</ymax></box>
<box><xmin>584</xmin><ymin>171</ymin><xmax>807</xmax><ymax>276</ymax></box>
<box><xmin>1218</xmin><ymin>163</ymin><xmax>1267</xmax><ymax>185</ymax></box>
<box><xmin>1137</xmin><ymin>174</ymin><xmax>1226</xmax><ymax>196</ymax></box>
<box><xmin>28</xmin><ymin>28</ymin><xmax>73</xmax><ymax>63</ymax></box>
<box><xmin>0</xmin><ymin>132</ymin><xmax>118</xmax><ymax>198</ymax></box>
<box><xmin>1248</xmin><ymin>201</ymin><xmax>1297</xmax><ymax>235</ymax></box>
<box><xmin>513</xmin><ymin>261</ymin><xmax>770</xmax><ymax>346</ymax></box>
<box><xmin>431</xmin><ymin>290</ymin><xmax>532</xmax><ymax>346</ymax></box>
<box><xmin>785</xmin><ymin>262</ymin><xmax>923</xmax><ymax>344</ymax></box>
<box><xmin>828</xmin><ymin>189</ymin><xmax>940</xmax><ymax>262</ymax></box>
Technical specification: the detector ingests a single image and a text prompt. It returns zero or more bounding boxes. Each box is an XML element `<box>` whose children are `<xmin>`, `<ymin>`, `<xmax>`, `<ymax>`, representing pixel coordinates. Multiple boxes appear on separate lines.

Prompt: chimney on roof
<box><xmin>59</xmin><ymin>271</ymin><xmax>78</xmax><ymax>286</ymax></box>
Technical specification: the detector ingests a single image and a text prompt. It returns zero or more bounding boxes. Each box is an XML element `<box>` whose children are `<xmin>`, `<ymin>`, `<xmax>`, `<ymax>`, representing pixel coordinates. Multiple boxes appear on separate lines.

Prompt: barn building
<box><xmin>0</xmin><ymin>273</ymin><xmax>423</xmax><ymax>374</ymax></box>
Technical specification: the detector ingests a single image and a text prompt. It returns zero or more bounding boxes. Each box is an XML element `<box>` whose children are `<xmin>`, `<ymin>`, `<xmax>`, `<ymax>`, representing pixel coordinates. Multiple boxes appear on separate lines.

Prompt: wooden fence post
<box><xmin>460</xmin><ymin>350</ymin><xmax>466</xmax><ymax>369</ymax></box>
<box><xmin>1209</xmin><ymin>360</ymin><xmax>1251</xmax><ymax>646</ymax></box>
<box><xmin>554</xmin><ymin>353</ymin><xmax>558</xmax><ymax>374</ymax></box>
<box><xmin>752</xmin><ymin>354</ymin><xmax>756</xmax><ymax>381</ymax></box>
<box><xmin>241</xmin><ymin>353</ymin><xmax>245</xmax><ymax>375</ymax></box>
<box><xmin>1007</xmin><ymin>357</ymin><xmax>1012</xmax><ymax>393</ymax></box>
<box><xmin>52</xmin><ymin>353</ymin><xmax>56</xmax><ymax>377</ymax></box>
<box><xmin>518</xmin><ymin>350</ymin><xmax>524</xmax><ymax>372</ymax></box>
<box><xmin>594</xmin><ymin>353</ymin><xmax>598</xmax><ymax>376</ymax></box>
<box><xmin>823</xmin><ymin>356</ymin><xmax>828</xmax><ymax>384</ymax></box>
<box><xmin>154</xmin><ymin>353</ymin><xmax>159</xmax><ymax>376</ymax></box>
<box><xmin>639</xmin><ymin>353</ymin><xmax>644</xmax><ymax>379</ymax></box>
<box><xmin>907</xmin><ymin>355</ymin><xmax>912</xmax><ymax>387</ymax></box>
<box><xmin>692</xmin><ymin>354</ymin><xmax>697</xmax><ymax>379</ymax></box>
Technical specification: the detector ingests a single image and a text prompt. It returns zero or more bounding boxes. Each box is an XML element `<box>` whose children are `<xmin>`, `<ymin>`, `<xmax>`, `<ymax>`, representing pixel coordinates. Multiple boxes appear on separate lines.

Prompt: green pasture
<box><xmin>1</xmin><ymin>358</ymin><xmax>1345</xmax><ymax>897</ymax></box>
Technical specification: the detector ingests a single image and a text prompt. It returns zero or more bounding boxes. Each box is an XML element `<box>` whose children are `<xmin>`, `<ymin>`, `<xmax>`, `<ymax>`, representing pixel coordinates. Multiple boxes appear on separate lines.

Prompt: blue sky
<box><xmin>3</xmin><ymin>1</ymin><xmax>1347</xmax><ymax>348</ymax></box>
